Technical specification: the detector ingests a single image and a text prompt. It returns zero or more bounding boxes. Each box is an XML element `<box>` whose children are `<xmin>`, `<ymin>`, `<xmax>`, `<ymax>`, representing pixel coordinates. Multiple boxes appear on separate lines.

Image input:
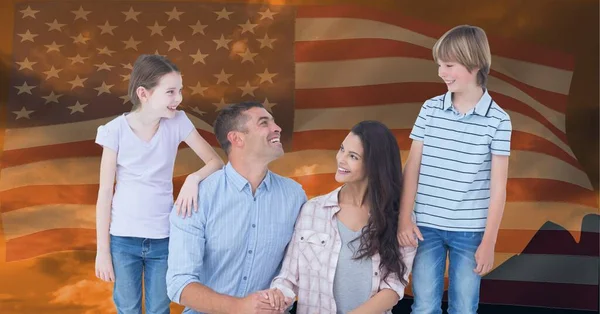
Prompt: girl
<box><xmin>268</xmin><ymin>121</ymin><xmax>416</xmax><ymax>314</ymax></box>
<box><xmin>94</xmin><ymin>54</ymin><xmax>224</xmax><ymax>313</ymax></box>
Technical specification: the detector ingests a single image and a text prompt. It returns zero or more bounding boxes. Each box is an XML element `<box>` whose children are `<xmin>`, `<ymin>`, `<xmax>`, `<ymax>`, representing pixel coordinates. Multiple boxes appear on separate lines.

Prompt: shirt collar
<box><xmin>224</xmin><ymin>162</ymin><xmax>271</xmax><ymax>192</ymax></box>
<box><xmin>322</xmin><ymin>186</ymin><xmax>343</xmax><ymax>218</ymax></box>
<box><xmin>442</xmin><ymin>89</ymin><xmax>493</xmax><ymax>117</ymax></box>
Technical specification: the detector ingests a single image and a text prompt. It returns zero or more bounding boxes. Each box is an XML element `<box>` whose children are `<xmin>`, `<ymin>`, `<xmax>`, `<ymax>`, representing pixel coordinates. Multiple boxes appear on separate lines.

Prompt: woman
<box><xmin>267</xmin><ymin>121</ymin><xmax>417</xmax><ymax>314</ymax></box>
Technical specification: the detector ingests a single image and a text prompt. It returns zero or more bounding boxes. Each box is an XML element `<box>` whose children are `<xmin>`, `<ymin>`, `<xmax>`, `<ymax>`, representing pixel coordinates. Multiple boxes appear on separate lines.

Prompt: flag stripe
<box><xmin>295</xmin><ymin>58</ymin><xmax>567</xmax><ymax>134</ymax></box>
<box><xmin>4</xmin><ymin>202</ymin><xmax>597</xmax><ymax>245</ymax></box>
<box><xmin>292</xmin><ymin>130</ymin><xmax>581</xmax><ymax>170</ymax></box>
<box><xmin>296</xmin><ymin>5</ymin><xmax>575</xmax><ymax>71</ymax></box>
<box><xmin>294</xmin><ymin>103</ymin><xmax>571</xmax><ymax>155</ymax></box>
<box><xmin>1</xmin><ymin>129</ymin><xmax>219</xmax><ymax>168</ymax></box>
<box><xmin>2</xmin><ymin>114</ymin><xmax>214</xmax><ymax>151</ymax></box>
<box><xmin>295</xmin><ymin>38</ymin><xmax>568</xmax><ymax>114</ymax></box>
<box><xmin>0</xmin><ymin>149</ymin><xmax>593</xmax><ymax>192</ymax></box>
<box><xmin>294</xmin><ymin>174</ymin><xmax>598</xmax><ymax>208</ymax></box>
<box><xmin>3</xmin><ymin>225</ymin><xmax>594</xmax><ymax>262</ymax></box>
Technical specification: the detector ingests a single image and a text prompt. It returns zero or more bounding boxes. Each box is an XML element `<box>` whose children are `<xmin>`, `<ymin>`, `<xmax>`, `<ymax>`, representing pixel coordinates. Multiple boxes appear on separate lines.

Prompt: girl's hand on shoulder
<box><xmin>175</xmin><ymin>174</ymin><xmax>201</xmax><ymax>218</ymax></box>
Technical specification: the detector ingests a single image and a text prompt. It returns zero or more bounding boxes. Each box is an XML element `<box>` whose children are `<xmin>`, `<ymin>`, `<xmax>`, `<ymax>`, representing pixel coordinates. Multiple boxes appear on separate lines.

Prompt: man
<box><xmin>167</xmin><ymin>101</ymin><xmax>307</xmax><ymax>314</ymax></box>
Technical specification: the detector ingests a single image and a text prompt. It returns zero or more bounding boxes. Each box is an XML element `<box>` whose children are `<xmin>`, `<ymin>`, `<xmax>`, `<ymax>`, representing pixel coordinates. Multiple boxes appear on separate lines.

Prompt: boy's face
<box><xmin>437</xmin><ymin>60</ymin><xmax>479</xmax><ymax>93</ymax></box>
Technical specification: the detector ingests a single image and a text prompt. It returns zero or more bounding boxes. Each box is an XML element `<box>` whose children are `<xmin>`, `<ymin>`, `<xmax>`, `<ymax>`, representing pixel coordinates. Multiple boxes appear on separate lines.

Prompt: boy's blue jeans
<box><xmin>411</xmin><ymin>226</ymin><xmax>484</xmax><ymax>314</ymax></box>
<box><xmin>110</xmin><ymin>235</ymin><xmax>170</xmax><ymax>314</ymax></box>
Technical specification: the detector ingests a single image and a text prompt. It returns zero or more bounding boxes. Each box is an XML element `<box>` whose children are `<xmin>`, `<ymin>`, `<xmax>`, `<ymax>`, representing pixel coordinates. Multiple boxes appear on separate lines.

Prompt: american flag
<box><xmin>1</xmin><ymin>2</ymin><xmax>598</xmax><ymax>310</ymax></box>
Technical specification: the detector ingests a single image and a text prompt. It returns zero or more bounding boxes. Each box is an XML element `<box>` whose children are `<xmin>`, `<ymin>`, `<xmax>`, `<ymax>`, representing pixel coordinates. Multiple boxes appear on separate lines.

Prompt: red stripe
<box><xmin>480</xmin><ymin>280</ymin><xmax>598</xmax><ymax>311</ymax></box>
<box><xmin>5</xmin><ymin>228</ymin><xmax>96</xmax><ymax>262</ymax></box>
<box><xmin>295</xmin><ymin>82</ymin><xmax>446</xmax><ymax>109</ymax></box>
<box><xmin>294</xmin><ymin>174</ymin><xmax>598</xmax><ymax>208</ymax></box>
<box><xmin>295</xmin><ymin>39</ymin><xmax>568</xmax><ymax>115</ymax></box>
<box><xmin>296</xmin><ymin>5</ymin><xmax>575</xmax><ymax>70</ymax></box>
<box><xmin>0</xmin><ymin>129</ymin><xmax>218</xmax><ymax>168</ymax></box>
<box><xmin>292</xmin><ymin>130</ymin><xmax>581</xmax><ymax>170</ymax></box>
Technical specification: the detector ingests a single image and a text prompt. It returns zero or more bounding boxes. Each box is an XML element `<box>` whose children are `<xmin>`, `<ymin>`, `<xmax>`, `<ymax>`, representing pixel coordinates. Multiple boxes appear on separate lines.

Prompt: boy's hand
<box><xmin>474</xmin><ymin>240</ymin><xmax>495</xmax><ymax>276</ymax></box>
<box><xmin>397</xmin><ymin>216</ymin><xmax>423</xmax><ymax>247</ymax></box>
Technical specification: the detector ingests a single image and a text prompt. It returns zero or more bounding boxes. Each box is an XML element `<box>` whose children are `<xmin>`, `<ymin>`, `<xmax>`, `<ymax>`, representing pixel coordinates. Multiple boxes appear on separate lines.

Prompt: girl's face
<box><xmin>335</xmin><ymin>132</ymin><xmax>366</xmax><ymax>185</ymax></box>
<box><xmin>138</xmin><ymin>71</ymin><xmax>183</xmax><ymax>119</ymax></box>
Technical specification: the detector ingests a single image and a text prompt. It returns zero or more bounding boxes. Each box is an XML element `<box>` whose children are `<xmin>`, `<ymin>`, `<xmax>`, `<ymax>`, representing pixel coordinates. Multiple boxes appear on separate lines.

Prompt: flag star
<box><xmin>165</xmin><ymin>36</ymin><xmax>184</xmax><ymax>51</ymax></box>
<box><xmin>189</xmin><ymin>20</ymin><xmax>208</xmax><ymax>35</ymax></box>
<box><xmin>147</xmin><ymin>21</ymin><xmax>166</xmax><ymax>36</ymax></box>
<box><xmin>213</xmin><ymin>34</ymin><xmax>232</xmax><ymax>50</ymax></box>
<box><xmin>191</xmin><ymin>106</ymin><xmax>206</xmax><ymax>116</ymax></box>
<box><xmin>97</xmin><ymin>46</ymin><xmax>116</xmax><ymax>56</ymax></box>
<box><xmin>257</xmin><ymin>69</ymin><xmax>277</xmax><ymax>84</ymax></box>
<box><xmin>16</xmin><ymin>57</ymin><xmax>36</xmax><ymax>71</ymax></box>
<box><xmin>214</xmin><ymin>69</ymin><xmax>233</xmax><ymax>84</ymax></box>
<box><xmin>46</xmin><ymin>19</ymin><xmax>66</xmax><ymax>32</ymax></box>
<box><xmin>257</xmin><ymin>33</ymin><xmax>277</xmax><ymax>49</ymax></box>
<box><xmin>122</xmin><ymin>36</ymin><xmax>142</xmax><ymax>51</ymax></box>
<box><xmin>212</xmin><ymin>98</ymin><xmax>230</xmax><ymax>111</ymax></box>
<box><xmin>189</xmin><ymin>82</ymin><xmax>209</xmax><ymax>96</ymax></box>
<box><xmin>69</xmin><ymin>54</ymin><xmax>89</xmax><ymax>65</ymax></box>
<box><xmin>94</xmin><ymin>82</ymin><xmax>114</xmax><ymax>95</ymax></box>
<box><xmin>14</xmin><ymin>82</ymin><xmax>35</xmax><ymax>95</ymax></box>
<box><xmin>68</xmin><ymin>75</ymin><xmax>87</xmax><ymax>89</ymax></box>
<box><xmin>238</xmin><ymin>81</ymin><xmax>259</xmax><ymax>97</ymax></box>
<box><xmin>43</xmin><ymin>66</ymin><xmax>62</xmax><ymax>79</ymax></box>
<box><xmin>262</xmin><ymin>98</ymin><xmax>277</xmax><ymax>112</ymax></box>
<box><xmin>67</xmin><ymin>101</ymin><xmax>88</xmax><ymax>114</ymax></box>
<box><xmin>238</xmin><ymin>20</ymin><xmax>258</xmax><ymax>34</ymax></box>
<box><xmin>189</xmin><ymin>49</ymin><xmax>209</xmax><ymax>64</ymax></box>
<box><xmin>258</xmin><ymin>8</ymin><xmax>278</xmax><ymax>20</ymax></box>
<box><xmin>237</xmin><ymin>48</ymin><xmax>258</xmax><ymax>63</ymax></box>
<box><xmin>122</xmin><ymin>63</ymin><xmax>134</xmax><ymax>70</ymax></box>
<box><xmin>17</xmin><ymin>30</ymin><xmax>38</xmax><ymax>43</ymax></box>
<box><xmin>94</xmin><ymin>62</ymin><xmax>114</xmax><ymax>71</ymax></box>
<box><xmin>214</xmin><ymin>8</ymin><xmax>233</xmax><ymax>20</ymax></box>
<box><xmin>71</xmin><ymin>33</ymin><xmax>91</xmax><ymax>44</ymax></box>
<box><xmin>42</xmin><ymin>91</ymin><xmax>62</xmax><ymax>104</ymax></box>
<box><xmin>120</xmin><ymin>74</ymin><xmax>131</xmax><ymax>81</ymax></box>
<box><xmin>44</xmin><ymin>41</ymin><xmax>63</xmax><ymax>52</ymax></box>
<box><xmin>154</xmin><ymin>50</ymin><xmax>164</xmax><ymax>56</ymax></box>
<box><xmin>71</xmin><ymin>6</ymin><xmax>91</xmax><ymax>21</ymax></box>
<box><xmin>98</xmin><ymin>21</ymin><xmax>118</xmax><ymax>35</ymax></box>
<box><xmin>20</xmin><ymin>6</ymin><xmax>39</xmax><ymax>19</ymax></box>
<box><xmin>119</xmin><ymin>95</ymin><xmax>131</xmax><ymax>104</ymax></box>
<box><xmin>122</xmin><ymin>7</ymin><xmax>141</xmax><ymax>22</ymax></box>
<box><xmin>13</xmin><ymin>106</ymin><xmax>34</xmax><ymax>120</ymax></box>
<box><xmin>165</xmin><ymin>7</ymin><xmax>184</xmax><ymax>21</ymax></box>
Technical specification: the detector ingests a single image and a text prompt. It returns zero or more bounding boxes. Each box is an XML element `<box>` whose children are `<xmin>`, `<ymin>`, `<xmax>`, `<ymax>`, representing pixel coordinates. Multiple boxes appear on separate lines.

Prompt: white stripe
<box><xmin>293</xmin><ymin>103</ymin><xmax>574</xmax><ymax>158</ymax></box>
<box><xmin>296</xmin><ymin>17</ymin><xmax>573</xmax><ymax>94</ymax></box>
<box><xmin>2</xmin><ymin>204</ymin><xmax>96</xmax><ymax>240</ymax></box>
<box><xmin>3</xmin><ymin>112</ymin><xmax>214</xmax><ymax>151</ymax></box>
<box><xmin>296</xmin><ymin>58</ymin><xmax>566</xmax><ymax>132</ymax></box>
<box><xmin>0</xmin><ymin>149</ymin><xmax>591</xmax><ymax>191</ymax></box>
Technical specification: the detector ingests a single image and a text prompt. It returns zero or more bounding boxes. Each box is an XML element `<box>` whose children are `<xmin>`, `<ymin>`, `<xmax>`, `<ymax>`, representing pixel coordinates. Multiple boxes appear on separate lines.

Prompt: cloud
<box><xmin>50</xmin><ymin>279</ymin><xmax>115</xmax><ymax>314</ymax></box>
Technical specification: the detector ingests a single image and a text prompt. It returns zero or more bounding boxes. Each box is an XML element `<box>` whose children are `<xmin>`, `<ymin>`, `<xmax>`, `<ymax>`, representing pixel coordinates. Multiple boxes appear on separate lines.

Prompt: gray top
<box><xmin>333</xmin><ymin>219</ymin><xmax>373</xmax><ymax>314</ymax></box>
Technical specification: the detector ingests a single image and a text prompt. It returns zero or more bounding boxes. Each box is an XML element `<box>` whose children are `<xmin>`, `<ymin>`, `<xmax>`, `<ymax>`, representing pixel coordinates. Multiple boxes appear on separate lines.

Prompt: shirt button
<box><xmin>374</xmin><ymin>272</ymin><xmax>378</xmax><ymax>276</ymax></box>
<box><xmin>248</xmin><ymin>250</ymin><xmax>253</xmax><ymax>254</ymax></box>
<box><xmin>243</xmin><ymin>276</ymin><xmax>247</xmax><ymax>280</ymax></box>
<box><xmin>252</xmin><ymin>224</ymin><xmax>256</xmax><ymax>228</ymax></box>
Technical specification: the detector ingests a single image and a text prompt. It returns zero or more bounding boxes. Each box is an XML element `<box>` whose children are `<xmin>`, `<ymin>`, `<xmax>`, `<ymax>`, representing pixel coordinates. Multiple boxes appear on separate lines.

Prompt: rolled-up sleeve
<box><xmin>166</xmin><ymin>203</ymin><xmax>207</xmax><ymax>303</ymax></box>
<box><xmin>379</xmin><ymin>245</ymin><xmax>417</xmax><ymax>299</ymax></box>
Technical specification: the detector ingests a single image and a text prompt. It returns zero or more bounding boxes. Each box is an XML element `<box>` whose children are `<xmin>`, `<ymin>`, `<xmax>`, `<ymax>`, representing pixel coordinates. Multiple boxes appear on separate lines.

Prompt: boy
<box><xmin>397</xmin><ymin>25</ymin><xmax>512</xmax><ymax>314</ymax></box>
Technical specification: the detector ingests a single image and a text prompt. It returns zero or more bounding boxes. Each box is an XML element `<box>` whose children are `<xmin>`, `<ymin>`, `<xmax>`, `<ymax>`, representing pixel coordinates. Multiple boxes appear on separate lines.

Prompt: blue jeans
<box><xmin>411</xmin><ymin>226</ymin><xmax>483</xmax><ymax>314</ymax></box>
<box><xmin>110</xmin><ymin>235</ymin><xmax>170</xmax><ymax>314</ymax></box>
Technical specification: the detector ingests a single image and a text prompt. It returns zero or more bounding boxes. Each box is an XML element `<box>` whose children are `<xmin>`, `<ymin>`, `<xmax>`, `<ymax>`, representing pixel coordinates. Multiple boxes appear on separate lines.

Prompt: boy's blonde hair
<box><xmin>432</xmin><ymin>25</ymin><xmax>491</xmax><ymax>87</ymax></box>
